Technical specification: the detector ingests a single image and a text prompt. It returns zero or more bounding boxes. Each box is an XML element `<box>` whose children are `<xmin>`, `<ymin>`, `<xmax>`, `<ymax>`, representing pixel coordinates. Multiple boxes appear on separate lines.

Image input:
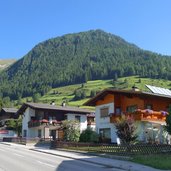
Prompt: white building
<box><xmin>17</xmin><ymin>103</ymin><xmax>95</xmax><ymax>140</ymax></box>
<box><xmin>84</xmin><ymin>88</ymin><xmax>171</xmax><ymax>144</ymax></box>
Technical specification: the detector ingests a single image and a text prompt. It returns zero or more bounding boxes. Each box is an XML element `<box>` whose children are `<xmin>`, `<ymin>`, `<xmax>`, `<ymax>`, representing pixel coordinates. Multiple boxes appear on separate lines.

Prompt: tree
<box><xmin>79</xmin><ymin>127</ymin><xmax>99</xmax><ymax>143</ymax></box>
<box><xmin>113</xmin><ymin>73</ymin><xmax>118</xmax><ymax>81</ymax></box>
<box><xmin>165</xmin><ymin>106</ymin><xmax>171</xmax><ymax>135</ymax></box>
<box><xmin>32</xmin><ymin>93</ymin><xmax>41</xmax><ymax>103</ymax></box>
<box><xmin>74</xmin><ymin>89</ymin><xmax>86</xmax><ymax>100</ymax></box>
<box><xmin>114</xmin><ymin>115</ymin><xmax>137</xmax><ymax>144</ymax></box>
<box><xmin>62</xmin><ymin>120</ymin><xmax>80</xmax><ymax>142</ymax></box>
<box><xmin>90</xmin><ymin>90</ymin><xmax>96</xmax><ymax>97</ymax></box>
<box><xmin>5</xmin><ymin>117</ymin><xmax>22</xmax><ymax>136</ymax></box>
<box><xmin>3</xmin><ymin>96</ymin><xmax>11</xmax><ymax>107</ymax></box>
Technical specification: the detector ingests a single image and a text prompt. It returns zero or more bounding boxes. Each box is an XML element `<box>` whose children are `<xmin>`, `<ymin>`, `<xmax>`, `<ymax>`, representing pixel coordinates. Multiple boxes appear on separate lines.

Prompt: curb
<box><xmin>30</xmin><ymin>148</ymin><xmax>127</xmax><ymax>170</ymax></box>
<box><xmin>50</xmin><ymin>148</ymin><xmax>131</xmax><ymax>160</ymax></box>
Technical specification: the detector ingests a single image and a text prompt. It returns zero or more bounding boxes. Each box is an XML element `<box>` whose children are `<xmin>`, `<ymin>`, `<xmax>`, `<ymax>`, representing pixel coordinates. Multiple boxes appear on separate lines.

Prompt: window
<box><xmin>100</xmin><ymin>107</ymin><xmax>109</xmax><ymax>118</ymax></box>
<box><xmin>38</xmin><ymin>129</ymin><xmax>41</xmax><ymax>138</ymax></box>
<box><xmin>75</xmin><ymin>115</ymin><xmax>81</xmax><ymax>122</ymax></box>
<box><xmin>115</xmin><ymin>107</ymin><xmax>121</xmax><ymax>115</ymax></box>
<box><xmin>49</xmin><ymin>116</ymin><xmax>52</xmax><ymax>124</ymax></box>
<box><xmin>99</xmin><ymin>128</ymin><xmax>111</xmax><ymax>139</ymax></box>
<box><xmin>126</xmin><ymin>105</ymin><xmax>137</xmax><ymax>113</ymax></box>
<box><xmin>23</xmin><ymin>130</ymin><xmax>27</xmax><ymax>137</ymax></box>
<box><xmin>145</xmin><ymin>104</ymin><xmax>153</xmax><ymax>110</ymax></box>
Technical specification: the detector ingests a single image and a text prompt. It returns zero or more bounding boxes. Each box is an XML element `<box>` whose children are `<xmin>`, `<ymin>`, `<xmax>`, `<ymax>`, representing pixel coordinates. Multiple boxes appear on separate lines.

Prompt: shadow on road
<box><xmin>55</xmin><ymin>157</ymin><xmax>122</xmax><ymax>171</ymax></box>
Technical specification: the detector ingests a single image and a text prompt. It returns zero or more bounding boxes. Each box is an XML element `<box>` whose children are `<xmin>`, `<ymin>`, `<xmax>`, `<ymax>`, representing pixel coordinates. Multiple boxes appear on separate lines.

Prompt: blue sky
<box><xmin>0</xmin><ymin>0</ymin><xmax>171</xmax><ymax>59</ymax></box>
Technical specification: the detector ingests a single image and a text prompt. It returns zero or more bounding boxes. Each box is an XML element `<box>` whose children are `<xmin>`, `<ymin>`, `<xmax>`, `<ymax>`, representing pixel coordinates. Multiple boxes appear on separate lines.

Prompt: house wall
<box><xmin>0</xmin><ymin>114</ymin><xmax>11</xmax><ymax>120</ymax></box>
<box><xmin>114</xmin><ymin>94</ymin><xmax>171</xmax><ymax>113</ymax></box>
<box><xmin>66</xmin><ymin>114</ymin><xmax>87</xmax><ymax>132</ymax></box>
<box><xmin>144</xmin><ymin>97</ymin><xmax>171</xmax><ymax>111</ymax></box>
<box><xmin>0</xmin><ymin>130</ymin><xmax>17</xmax><ymax>139</ymax></box>
<box><xmin>22</xmin><ymin>107</ymin><xmax>35</xmax><ymax>138</ymax></box>
<box><xmin>95</xmin><ymin>102</ymin><xmax>117</xmax><ymax>143</ymax></box>
<box><xmin>121</xmin><ymin>96</ymin><xmax>144</xmax><ymax>112</ymax></box>
<box><xmin>96</xmin><ymin>94</ymin><xmax>114</xmax><ymax>106</ymax></box>
<box><xmin>22</xmin><ymin>107</ymin><xmax>91</xmax><ymax>139</ymax></box>
<box><xmin>94</xmin><ymin>93</ymin><xmax>171</xmax><ymax>143</ymax></box>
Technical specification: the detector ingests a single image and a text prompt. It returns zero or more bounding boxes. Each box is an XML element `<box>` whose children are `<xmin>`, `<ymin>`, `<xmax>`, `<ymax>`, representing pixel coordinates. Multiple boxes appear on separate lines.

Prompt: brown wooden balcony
<box><xmin>134</xmin><ymin>109</ymin><xmax>167</xmax><ymax>122</ymax></box>
<box><xmin>110</xmin><ymin>113</ymin><xmax>122</xmax><ymax>123</ymax></box>
<box><xmin>28</xmin><ymin>119</ymin><xmax>62</xmax><ymax>128</ymax></box>
<box><xmin>110</xmin><ymin>109</ymin><xmax>167</xmax><ymax>123</ymax></box>
<box><xmin>87</xmin><ymin>121</ymin><xmax>96</xmax><ymax>126</ymax></box>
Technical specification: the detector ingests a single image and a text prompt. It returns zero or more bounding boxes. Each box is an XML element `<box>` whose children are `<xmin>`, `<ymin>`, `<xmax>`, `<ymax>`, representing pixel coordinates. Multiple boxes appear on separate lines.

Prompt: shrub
<box><xmin>165</xmin><ymin>106</ymin><xmax>171</xmax><ymax>135</ymax></box>
<box><xmin>114</xmin><ymin>115</ymin><xmax>137</xmax><ymax>144</ymax></box>
<box><xmin>62</xmin><ymin>120</ymin><xmax>80</xmax><ymax>142</ymax></box>
<box><xmin>80</xmin><ymin>127</ymin><xmax>99</xmax><ymax>143</ymax></box>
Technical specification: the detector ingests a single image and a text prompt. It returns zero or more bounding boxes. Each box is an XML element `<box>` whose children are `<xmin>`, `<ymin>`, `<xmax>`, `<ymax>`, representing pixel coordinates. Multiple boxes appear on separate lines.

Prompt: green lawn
<box><xmin>20</xmin><ymin>76</ymin><xmax>171</xmax><ymax>107</ymax></box>
<box><xmin>131</xmin><ymin>154</ymin><xmax>171</xmax><ymax>170</ymax></box>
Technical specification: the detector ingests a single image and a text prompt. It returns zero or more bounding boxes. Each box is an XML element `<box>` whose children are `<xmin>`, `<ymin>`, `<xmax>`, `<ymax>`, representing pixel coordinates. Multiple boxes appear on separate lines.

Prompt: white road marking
<box><xmin>13</xmin><ymin>153</ymin><xmax>24</xmax><ymax>157</ymax></box>
<box><xmin>36</xmin><ymin>160</ymin><xmax>56</xmax><ymax>168</ymax></box>
<box><xmin>0</xmin><ymin>149</ymin><xmax>5</xmax><ymax>152</ymax></box>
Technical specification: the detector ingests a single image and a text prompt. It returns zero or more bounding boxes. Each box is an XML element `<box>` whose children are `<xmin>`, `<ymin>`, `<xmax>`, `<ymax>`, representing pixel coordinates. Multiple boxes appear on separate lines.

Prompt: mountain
<box><xmin>0</xmin><ymin>29</ymin><xmax>171</xmax><ymax>99</ymax></box>
<box><xmin>0</xmin><ymin>59</ymin><xmax>16</xmax><ymax>71</ymax></box>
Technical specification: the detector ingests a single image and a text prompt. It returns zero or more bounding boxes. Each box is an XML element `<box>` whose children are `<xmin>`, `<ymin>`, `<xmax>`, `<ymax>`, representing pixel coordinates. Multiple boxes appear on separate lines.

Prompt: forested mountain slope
<box><xmin>0</xmin><ymin>30</ymin><xmax>171</xmax><ymax>99</ymax></box>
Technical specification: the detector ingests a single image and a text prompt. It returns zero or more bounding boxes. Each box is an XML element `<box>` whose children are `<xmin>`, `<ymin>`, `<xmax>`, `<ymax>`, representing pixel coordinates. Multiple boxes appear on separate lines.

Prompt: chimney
<box><xmin>132</xmin><ymin>86</ymin><xmax>139</xmax><ymax>92</ymax></box>
<box><xmin>50</xmin><ymin>101</ymin><xmax>55</xmax><ymax>105</ymax></box>
<box><xmin>61</xmin><ymin>101</ymin><xmax>66</xmax><ymax>107</ymax></box>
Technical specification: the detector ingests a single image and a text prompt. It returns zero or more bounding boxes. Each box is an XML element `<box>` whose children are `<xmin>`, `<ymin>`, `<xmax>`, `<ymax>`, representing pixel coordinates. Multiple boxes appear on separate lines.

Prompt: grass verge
<box><xmin>131</xmin><ymin>154</ymin><xmax>171</xmax><ymax>170</ymax></box>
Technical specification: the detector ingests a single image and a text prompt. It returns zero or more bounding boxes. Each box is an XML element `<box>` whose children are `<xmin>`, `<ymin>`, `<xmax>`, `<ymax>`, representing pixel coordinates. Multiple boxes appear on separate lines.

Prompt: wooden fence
<box><xmin>51</xmin><ymin>141</ymin><xmax>171</xmax><ymax>156</ymax></box>
<box><xmin>2</xmin><ymin>137</ymin><xmax>51</xmax><ymax>146</ymax></box>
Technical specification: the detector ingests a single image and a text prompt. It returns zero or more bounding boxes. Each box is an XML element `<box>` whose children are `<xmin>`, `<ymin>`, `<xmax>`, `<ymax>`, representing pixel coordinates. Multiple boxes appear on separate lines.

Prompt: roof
<box><xmin>84</xmin><ymin>88</ymin><xmax>171</xmax><ymax>106</ymax></box>
<box><xmin>1</xmin><ymin>108</ymin><xmax>18</xmax><ymax>114</ymax></box>
<box><xmin>17</xmin><ymin>102</ymin><xmax>93</xmax><ymax>115</ymax></box>
<box><xmin>86</xmin><ymin>113</ymin><xmax>95</xmax><ymax>118</ymax></box>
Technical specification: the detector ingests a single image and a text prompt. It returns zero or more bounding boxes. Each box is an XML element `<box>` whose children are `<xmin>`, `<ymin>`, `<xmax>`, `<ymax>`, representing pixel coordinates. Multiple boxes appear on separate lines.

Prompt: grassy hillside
<box><xmin>35</xmin><ymin>76</ymin><xmax>171</xmax><ymax>108</ymax></box>
<box><xmin>0</xmin><ymin>59</ymin><xmax>16</xmax><ymax>70</ymax></box>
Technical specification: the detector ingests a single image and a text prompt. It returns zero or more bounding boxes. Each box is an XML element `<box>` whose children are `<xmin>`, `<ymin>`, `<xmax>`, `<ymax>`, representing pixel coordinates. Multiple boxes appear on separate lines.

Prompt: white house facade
<box><xmin>18</xmin><ymin>103</ymin><xmax>95</xmax><ymax>140</ymax></box>
<box><xmin>95</xmin><ymin>102</ymin><xmax>117</xmax><ymax>143</ymax></box>
<box><xmin>84</xmin><ymin>88</ymin><xmax>171</xmax><ymax>144</ymax></box>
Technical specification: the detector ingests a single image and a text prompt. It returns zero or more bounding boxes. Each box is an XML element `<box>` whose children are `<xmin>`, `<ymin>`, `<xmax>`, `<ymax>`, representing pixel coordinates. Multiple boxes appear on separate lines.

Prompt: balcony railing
<box><xmin>87</xmin><ymin>121</ymin><xmax>95</xmax><ymax>126</ymax></box>
<box><xmin>28</xmin><ymin>119</ymin><xmax>61</xmax><ymax>128</ymax></box>
<box><xmin>110</xmin><ymin>109</ymin><xmax>168</xmax><ymax>123</ymax></box>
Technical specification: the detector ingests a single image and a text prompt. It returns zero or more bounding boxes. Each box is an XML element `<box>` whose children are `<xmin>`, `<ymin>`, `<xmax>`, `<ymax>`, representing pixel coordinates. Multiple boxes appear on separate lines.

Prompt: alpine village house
<box><xmin>0</xmin><ymin>108</ymin><xmax>18</xmax><ymax>139</ymax></box>
<box><xmin>16</xmin><ymin>102</ymin><xmax>95</xmax><ymax>140</ymax></box>
<box><xmin>84</xmin><ymin>85</ymin><xmax>171</xmax><ymax>144</ymax></box>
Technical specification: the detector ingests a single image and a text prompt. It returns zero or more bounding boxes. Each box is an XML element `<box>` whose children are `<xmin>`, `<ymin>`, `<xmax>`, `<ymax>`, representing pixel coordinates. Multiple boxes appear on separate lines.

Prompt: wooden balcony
<box><xmin>110</xmin><ymin>113</ymin><xmax>122</xmax><ymax>123</ymax></box>
<box><xmin>87</xmin><ymin>121</ymin><xmax>96</xmax><ymax>126</ymax></box>
<box><xmin>110</xmin><ymin>109</ymin><xmax>168</xmax><ymax>123</ymax></box>
<box><xmin>28</xmin><ymin>119</ymin><xmax>61</xmax><ymax>128</ymax></box>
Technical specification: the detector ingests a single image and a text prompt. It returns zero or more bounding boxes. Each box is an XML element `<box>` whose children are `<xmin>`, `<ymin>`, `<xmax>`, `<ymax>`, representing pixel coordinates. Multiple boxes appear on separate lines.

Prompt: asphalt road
<box><xmin>0</xmin><ymin>144</ymin><xmax>123</xmax><ymax>171</ymax></box>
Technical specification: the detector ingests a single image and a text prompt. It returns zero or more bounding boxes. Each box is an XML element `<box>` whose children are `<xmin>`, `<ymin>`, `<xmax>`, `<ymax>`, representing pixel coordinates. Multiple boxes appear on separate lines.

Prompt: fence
<box><xmin>3</xmin><ymin>137</ymin><xmax>26</xmax><ymax>144</ymax></box>
<box><xmin>51</xmin><ymin>141</ymin><xmax>171</xmax><ymax>156</ymax></box>
<box><xmin>2</xmin><ymin>137</ymin><xmax>51</xmax><ymax>146</ymax></box>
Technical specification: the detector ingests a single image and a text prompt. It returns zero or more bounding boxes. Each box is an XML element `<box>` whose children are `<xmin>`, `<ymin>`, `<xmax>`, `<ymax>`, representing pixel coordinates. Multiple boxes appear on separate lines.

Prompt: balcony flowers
<box><xmin>161</xmin><ymin>111</ymin><xmax>168</xmax><ymax>116</ymax></box>
<box><xmin>145</xmin><ymin>109</ymin><xmax>153</xmax><ymax>114</ymax></box>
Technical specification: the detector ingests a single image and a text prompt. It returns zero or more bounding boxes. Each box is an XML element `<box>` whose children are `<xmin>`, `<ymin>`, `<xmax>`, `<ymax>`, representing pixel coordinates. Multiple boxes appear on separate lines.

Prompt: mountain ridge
<box><xmin>0</xmin><ymin>29</ymin><xmax>171</xmax><ymax>99</ymax></box>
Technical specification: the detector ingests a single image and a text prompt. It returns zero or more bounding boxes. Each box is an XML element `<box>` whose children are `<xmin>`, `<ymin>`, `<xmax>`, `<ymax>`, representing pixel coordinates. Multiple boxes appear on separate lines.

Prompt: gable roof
<box><xmin>84</xmin><ymin>89</ymin><xmax>171</xmax><ymax>106</ymax></box>
<box><xmin>17</xmin><ymin>102</ymin><xmax>93</xmax><ymax>116</ymax></box>
<box><xmin>0</xmin><ymin>108</ymin><xmax>18</xmax><ymax>119</ymax></box>
<box><xmin>1</xmin><ymin>108</ymin><xmax>18</xmax><ymax>114</ymax></box>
